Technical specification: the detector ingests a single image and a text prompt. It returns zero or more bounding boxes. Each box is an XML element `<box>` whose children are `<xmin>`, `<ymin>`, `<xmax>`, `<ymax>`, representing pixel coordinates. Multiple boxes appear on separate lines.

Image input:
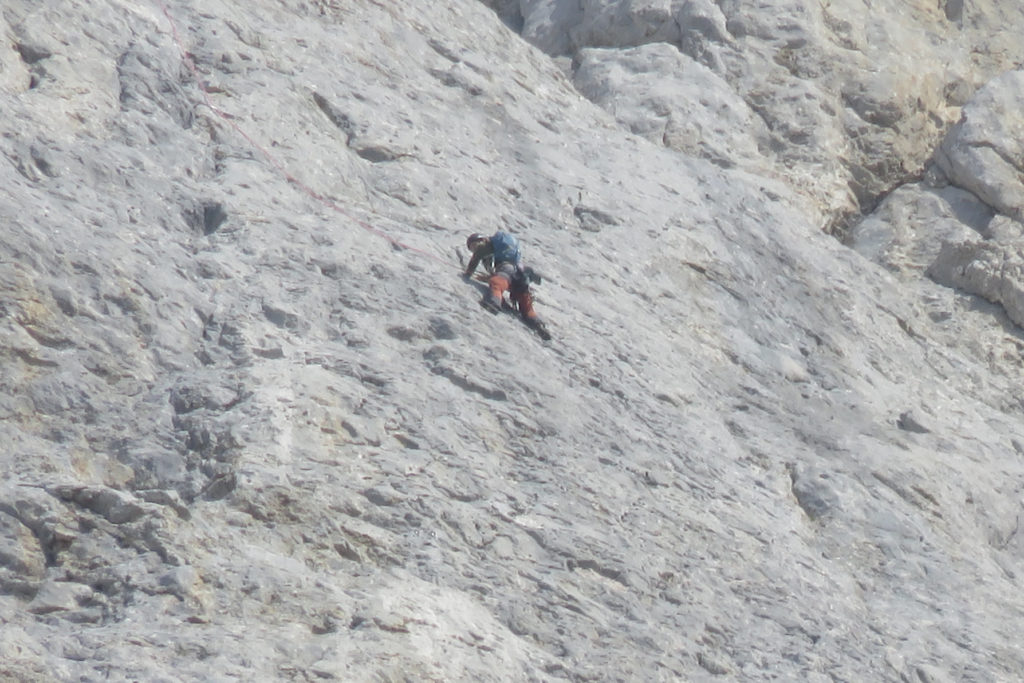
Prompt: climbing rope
<box><xmin>156</xmin><ymin>0</ymin><xmax>452</xmax><ymax>266</ymax></box>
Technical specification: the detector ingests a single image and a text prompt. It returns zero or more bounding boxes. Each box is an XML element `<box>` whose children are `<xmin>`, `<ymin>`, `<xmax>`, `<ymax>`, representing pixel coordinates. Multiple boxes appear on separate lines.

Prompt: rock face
<box><xmin>517</xmin><ymin>0</ymin><xmax>1024</xmax><ymax>232</ymax></box>
<box><xmin>2</xmin><ymin>0</ymin><xmax>1024</xmax><ymax>680</ymax></box>
<box><xmin>573</xmin><ymin>42</ymin><xmax>770</xmax><ymax>170</ymax></box>
<box><xmin>936</xmin><ymin>70</ymin><xmax>1024</xmax><ymax>222</ymax></box>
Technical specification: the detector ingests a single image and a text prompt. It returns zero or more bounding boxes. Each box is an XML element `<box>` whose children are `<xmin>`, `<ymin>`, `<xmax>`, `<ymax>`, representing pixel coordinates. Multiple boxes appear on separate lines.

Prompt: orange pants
<box><xmin>490</xmin><ymin>272</ymin><xmax>537</xmax><ymax>319</ymax></box>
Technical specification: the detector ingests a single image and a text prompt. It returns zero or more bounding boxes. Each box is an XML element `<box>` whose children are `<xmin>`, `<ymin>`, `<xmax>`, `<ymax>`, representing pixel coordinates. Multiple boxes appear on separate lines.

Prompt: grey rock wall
<box><xmin>936</xmin><ymin>69</ymin><xmax>1024</xmax><ymax>222</ymax></box>
<box><xmin>518</xmin><ymin>0</ymin><xmax>1024</xmax><ymax>233</ymax></box>
<box><xmin>2</xmin><ymin>0</ymin><xmax>1024</xmax><ymax>680</ymax></box>
<box><xmin>852</xmin><ymin>68</ymin><xmax>1024</xmax><ymax>357</ymax></box>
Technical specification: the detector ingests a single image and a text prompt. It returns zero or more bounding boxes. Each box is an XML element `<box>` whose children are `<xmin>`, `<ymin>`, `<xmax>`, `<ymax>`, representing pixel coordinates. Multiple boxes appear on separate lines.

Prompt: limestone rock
<box><xmin>517</xmin><ymin>0</ymin><xmax>1024</xmax><ymax>230</ymax></box>
<box><xmin>2</xmin><ymin>0</ymin><xmax>1024</xmax><ymax>680</ymax></box>
<box><xmin>849</xmin><ymin>184</ymin><xmax>990</xmax><ymax>275</ymax></box>
<box><xmin>936</xmin><ymin>70</ymin><xmax>1024</xmax><ymax>221</ymax></box>
<box><xmin>928</xmin><ymin>239</ymin><xmax>1024</xmax><ymax>329</ymax></box>
<box><xmin>573</xmin><ymin>43</ymin><xmax>769</xmax><ymax>169</ymax></box>
<box><xmin>0</xmin><ymin>511</ymin><xmax>45</xmax><ymax>593</ymax></box>
<box><xmin>27</xmin><ymin>580</ymin><xmax>93</xmax><ymax>615</ymax></box>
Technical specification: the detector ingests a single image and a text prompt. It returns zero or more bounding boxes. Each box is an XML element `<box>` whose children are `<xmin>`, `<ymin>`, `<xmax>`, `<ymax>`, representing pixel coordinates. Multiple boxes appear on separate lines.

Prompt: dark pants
<box><xmin>489</xmin><ymin>263</ymin><xmax>536</xmax><ymax>319</ymax></box>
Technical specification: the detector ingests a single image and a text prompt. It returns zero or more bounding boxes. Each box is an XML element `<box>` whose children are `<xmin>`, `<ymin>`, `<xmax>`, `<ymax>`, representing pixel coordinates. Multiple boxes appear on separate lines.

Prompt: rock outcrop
<box><xmin>515</xmin><ymin>0</ymin><xmax>1024</xmax><ymax>232</ymax></box>
<box><xmin>936</xmin><ymin>69</ymin><xmax>1024</xmax><ymax>222</ymax></box>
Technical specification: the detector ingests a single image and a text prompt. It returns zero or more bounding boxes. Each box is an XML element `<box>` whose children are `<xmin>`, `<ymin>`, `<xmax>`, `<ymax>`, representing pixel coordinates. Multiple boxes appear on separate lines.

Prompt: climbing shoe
<box><xmin>480</xmin><ymin>294</ymin><xmax>502</xmax><ymax>314</ymax></box>
<box><xmin>529</xmin><ymin>318</ymin><xmax>552</xmax><ymax>340</ymax></box>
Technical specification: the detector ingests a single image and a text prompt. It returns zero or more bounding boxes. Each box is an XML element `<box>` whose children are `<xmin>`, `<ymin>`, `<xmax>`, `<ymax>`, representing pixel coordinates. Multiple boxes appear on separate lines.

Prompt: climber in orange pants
<box><xmin>463</xmin><ymin>231</ymin><xmax>550</xmax><ymax>340</ymax></box>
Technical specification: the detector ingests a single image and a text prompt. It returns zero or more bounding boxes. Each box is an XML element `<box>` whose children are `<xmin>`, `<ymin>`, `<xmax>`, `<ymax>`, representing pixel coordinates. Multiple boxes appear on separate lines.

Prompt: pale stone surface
<box><xmin>2</xmin><ymin>0</ymin><xmax>1024</xmax><ymax>680</ymax></box>
<box><xmin>928</xmin><ymin>239</ymin><xmax>1024</xmax><ymax>329</ymax></box>
<box><xmin>936</xmin><ymin>70</ymin><xmax>1024</xmax><ymax>221</ymax></box>
<box><xmin>573</xmin><ymin>43</ymin><xmax>769</xmax><ymax>169</ymax></box>
<box><xmin>0</xmin><ymin>512</ymin><xmax>45</xmax><ymax>592</ymax></box>
<box><xmin>852</xmin><ymin>68</ymin><xmax>1024</xmax><ymax>351</ymax></box>
<box><xmin>517</xmin><ymin>0</ymin><xmax>1024</xmax><ymax>231</ymax></box>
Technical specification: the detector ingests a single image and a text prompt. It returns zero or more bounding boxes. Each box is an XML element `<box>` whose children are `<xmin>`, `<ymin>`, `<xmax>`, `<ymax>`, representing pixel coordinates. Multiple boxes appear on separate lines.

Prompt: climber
<box><xmin>463</xmin><ymin>230</ymin><xmax>551</xmax><ymax>340</ymax></box>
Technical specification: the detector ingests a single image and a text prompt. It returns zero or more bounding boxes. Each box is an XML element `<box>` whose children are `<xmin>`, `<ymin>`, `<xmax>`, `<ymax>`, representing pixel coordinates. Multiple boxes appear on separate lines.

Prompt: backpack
<box><xmin>490</xmin><ymin>231</ymin><xmax>521</xmax><ymax>266</ymax></box>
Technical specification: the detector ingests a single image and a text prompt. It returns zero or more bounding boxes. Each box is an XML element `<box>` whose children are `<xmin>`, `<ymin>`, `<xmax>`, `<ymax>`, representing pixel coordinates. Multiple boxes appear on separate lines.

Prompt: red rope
<box><xmin>156</xmin><ymin>0</ymin><xmax>451</xmax><ymax>266</ymax></box>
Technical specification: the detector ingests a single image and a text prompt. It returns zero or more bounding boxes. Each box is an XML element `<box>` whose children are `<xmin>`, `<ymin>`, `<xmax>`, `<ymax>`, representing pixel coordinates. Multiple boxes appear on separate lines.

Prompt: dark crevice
<box><xmin>203</xmin><ymin>203</ymin><xmax>227</xmax><ymax>234</ymax></box>
<box><xmin>430</xmin><ymin>365</ymin><xmax>508</xmax><ymax>401</ymax></box>
<box><xmin>477</xmin><ymin>0</ymin><xmax>524</xmax><ymax>33</ymax></box>
<box><xmin>182</xmin><ymin>200</ymin><xmax>228</xmax><ymax>235</ymax></box>
<box><xmin>15</xmin><ymin>42</ymin><xmax>51</xmax><ymax>64</ymax></box>
<box><xmin>312</xmin><ymin>92</ymin><xmax>354</xmax><ymax>144</ymax></box>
